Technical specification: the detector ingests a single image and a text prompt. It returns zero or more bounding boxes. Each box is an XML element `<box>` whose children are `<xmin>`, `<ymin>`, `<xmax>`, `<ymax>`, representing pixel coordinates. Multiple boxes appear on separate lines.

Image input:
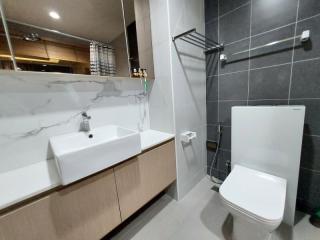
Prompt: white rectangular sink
<box><xmin>50</xmin><ymin>125</ymin><xmax>141</xmax><ymax>185</ymax></box>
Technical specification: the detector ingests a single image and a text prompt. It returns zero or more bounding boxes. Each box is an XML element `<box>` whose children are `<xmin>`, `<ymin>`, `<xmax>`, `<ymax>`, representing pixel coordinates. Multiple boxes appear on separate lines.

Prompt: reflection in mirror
<box><xmin>1</xmin><ymin>0</ymin><xmax>131</xmax><ymax>77</ymax></box>
<box><xmin>123</xmin><ymin>0</ymin><xmax>154</xmax><ymax>79</ymax></box>
<box><xmin>0</xmin><ymin>1</ymin><xmax>15</xmax><ymax>70</ymax></box>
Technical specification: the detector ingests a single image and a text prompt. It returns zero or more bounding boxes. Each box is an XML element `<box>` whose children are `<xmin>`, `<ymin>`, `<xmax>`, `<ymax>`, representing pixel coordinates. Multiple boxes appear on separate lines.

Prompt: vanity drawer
<box><xmin>0</xmin><ymin>169</ymin><xmax>121</xmax><ymax>240</ymax></box>
<box><xmin>114</xmin><ymin>140</ymin><xmax>176</xmax><ymax>220</ymax></box>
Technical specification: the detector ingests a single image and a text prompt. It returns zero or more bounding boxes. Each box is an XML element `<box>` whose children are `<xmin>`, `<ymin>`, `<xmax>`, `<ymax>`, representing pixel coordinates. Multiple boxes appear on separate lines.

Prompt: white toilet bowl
<box><xmin>219</xmin><ymin>165</ymin><xmax>287</xmax><ymax>235</ymax></box>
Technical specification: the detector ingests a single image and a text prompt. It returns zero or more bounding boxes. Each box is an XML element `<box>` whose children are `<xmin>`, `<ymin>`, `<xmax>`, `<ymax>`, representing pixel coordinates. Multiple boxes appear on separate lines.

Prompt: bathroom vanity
<box><xmin>0</xmin><ymin>139</ymin><xmax>176</xmax><ymax>240</ymax></box>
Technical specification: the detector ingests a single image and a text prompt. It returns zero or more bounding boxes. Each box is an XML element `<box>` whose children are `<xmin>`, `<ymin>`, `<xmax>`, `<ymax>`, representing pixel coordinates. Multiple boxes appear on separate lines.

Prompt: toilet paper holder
<box><xmin>180</xmin><ymin>131</ymin><xmax>197</xmax><ymax>143</ymax></box>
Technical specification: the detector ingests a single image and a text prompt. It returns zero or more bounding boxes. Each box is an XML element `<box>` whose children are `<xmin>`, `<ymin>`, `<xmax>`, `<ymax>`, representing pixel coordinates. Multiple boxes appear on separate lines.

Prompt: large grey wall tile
<box><xmin>218</xmin><ymin>100</ymin><xmax>247</xmax><ymax>125</ymax></box>
<box><xmin>290</xmin><ymin>99</ymin><xmax>320</xmax><ymax>136</ymax></box>
<box><xmin>298</xmin><ymin>0</ymin><xmax>320</xmax><ymax>20</ymax></box>
<box><xmin>220</xmin><ymin>39</ymin><xmax>250</xmax><ymax>74</ymax></box>
<box><xmin>207</xmin><ymin>124</ymin><xmax>218</xmax><ymax>141</ymax></box>
<box><xmin>220</xmin><ymin>126</ymin><xmax>231</xmax><ymax>150</ymax></box>
<box><xmin>297</xmin><ymin>168</ymin><xmax>320</xmax><ymax>212</ymax></box>
<box><xmin>301</xmin><ymin>135</ymin><xmax>320</xmax><ymax>172</ymax></box>
<box><xmin>207</xmin><ymin>76</ymin><xmax>218</xmax><ymax>101</ymax></box>
<box><xmin>205</xmin><ymin>0</ymin><xmax>218</xmax><ymax>23</ymax></box>
<box><xmin>206</xmin><ymin>52</ymin><xmax>219</xmax><ymax>77</ymax></box>
<box><xmin>219</xmin><ymin>71</ymin><xmax>248</xmax><ymax>100</ymax></box>
<box><xmin>250</xmin><ymin>25</ymin><xmax>295</xmax><ymax>69</ymax></box>
<box><xmin>251</xmin><ymin>0</ymin><xmax>298</xmax><ymax>35</ymax></box>
<box><xmin>219</xmin><ymin>4</ymin><xmax>250</xmax><ymax>44</ymax></box>
<box><xmin>207</xmin><ymin>101</ymin><xmax>218</xmax><ymax>124</ymax></box>
<box><xmin>206</xmin><ymin>19</ymin><xmax>218</xmax><ymax>43</ymax></box>
<box><xmin>249</xmin><ymin>65</ymin><xmax>291</xmax><ymax>100</ymax></box>
<box><xmin>294</xmin><ymin>15</ymin><xmax>320</xmax><ymax>62</ymax></box>
<box><xmin>291</xmin><ymin>59</ymin><xmax>320</xmax><ymax>99</ymax></box>
<box><xmin>219</xmin><ymin>0</ymin><xmax>249</xmax><ymax>16</ymax></box>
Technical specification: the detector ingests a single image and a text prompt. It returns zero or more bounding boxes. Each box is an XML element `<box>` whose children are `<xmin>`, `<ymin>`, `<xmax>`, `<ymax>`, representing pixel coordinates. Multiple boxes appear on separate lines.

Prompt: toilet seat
<box><xmin>219</xmin><ymin>165</ymin><xmax>287</xmax><ymax>231</ymax></box>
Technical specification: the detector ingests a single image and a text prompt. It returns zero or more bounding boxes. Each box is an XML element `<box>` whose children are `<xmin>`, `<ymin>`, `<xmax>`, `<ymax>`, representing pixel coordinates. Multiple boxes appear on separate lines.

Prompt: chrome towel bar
<box><xmin>220</xmin><ymin>30</ymin><xmax>311</xmax><ymax>62</ymax></box>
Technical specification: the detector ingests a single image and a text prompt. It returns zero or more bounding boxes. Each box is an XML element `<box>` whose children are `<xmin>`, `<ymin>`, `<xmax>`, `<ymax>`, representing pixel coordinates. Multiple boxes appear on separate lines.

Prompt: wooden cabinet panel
<box><xmin>114</xmin><ymin>140</ymin><xmax>176</xmax><ymax>220</ymax></box>
<box><xmin>12</xmin><ymin>39</ymin><xmax>49</xmax><ymax>59</ymax></box>
<box><xmin>0</xmin><ymin>169</ymin><xmax>121</xmax><ymax>240</ymax></box>
<box><xmin>46</xmin><ymin>42</ymin><xmax>77</xmax><ymax>62</ymax></box>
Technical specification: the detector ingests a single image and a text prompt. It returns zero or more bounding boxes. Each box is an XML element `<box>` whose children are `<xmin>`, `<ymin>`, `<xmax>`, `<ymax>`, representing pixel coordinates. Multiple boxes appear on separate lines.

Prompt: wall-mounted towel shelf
<box><xmin>220</xmin><ymin>30</ymin><xmax>311</xmax><ymax>62</ymax></box>
<box><xmin>172</xmin><ymin>28</ymin><xmax>223</xmax><ymax>54</ymax></box>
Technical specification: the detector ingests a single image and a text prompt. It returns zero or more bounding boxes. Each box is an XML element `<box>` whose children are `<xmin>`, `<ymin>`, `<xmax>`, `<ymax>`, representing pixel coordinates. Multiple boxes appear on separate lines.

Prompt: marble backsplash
<box><xmin>0</xmin><ymin>71</ymin><xmax>149</xmax><ymax>173</ymax></box>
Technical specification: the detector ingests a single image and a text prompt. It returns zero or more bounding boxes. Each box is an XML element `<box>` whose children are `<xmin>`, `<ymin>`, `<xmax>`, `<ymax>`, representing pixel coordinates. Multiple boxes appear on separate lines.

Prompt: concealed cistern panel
<box><xmin>231</xmin><ymin>106</ymin><xmax>305</xmax><ymax>226</ymax></box>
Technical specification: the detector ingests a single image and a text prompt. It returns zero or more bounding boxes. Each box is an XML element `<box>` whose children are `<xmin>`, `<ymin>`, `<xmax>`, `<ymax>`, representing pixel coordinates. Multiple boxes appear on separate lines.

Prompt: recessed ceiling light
<box><xmin>49</xmin><ymin>11</ymin><xmax>60</xmax><ymax>20</ymax></box>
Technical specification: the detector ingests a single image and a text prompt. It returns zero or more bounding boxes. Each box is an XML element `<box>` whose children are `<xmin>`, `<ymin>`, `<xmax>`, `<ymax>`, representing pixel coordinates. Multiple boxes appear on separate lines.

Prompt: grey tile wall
<box><xmin>206</xmin><ymin>0</ymin><xmax>320</xmax><ymax>213</ymax></box>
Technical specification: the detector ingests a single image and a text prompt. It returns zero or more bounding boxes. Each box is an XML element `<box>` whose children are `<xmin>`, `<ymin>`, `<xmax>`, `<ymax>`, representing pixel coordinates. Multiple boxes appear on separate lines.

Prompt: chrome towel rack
<box><xmin>172</xmin><ymin>28</ymin><xmax>223</xmax><ymax>54</ymax></box>
<box><xmin>220</xmin><ymin>30</ymin><xmax>311</xmax><ymax>62</ymax></box>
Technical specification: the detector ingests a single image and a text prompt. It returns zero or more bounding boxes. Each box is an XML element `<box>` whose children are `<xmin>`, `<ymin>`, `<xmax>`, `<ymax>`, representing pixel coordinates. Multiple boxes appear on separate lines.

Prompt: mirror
<box><xmin>123</xmin><ymin>0</ymin><xmax>154</xmax><ymax>79</ymax></box>
<box><xmin>0</xmin><ymin>0</ymin><xmax>133</xmax><ymax>77</ymax></box>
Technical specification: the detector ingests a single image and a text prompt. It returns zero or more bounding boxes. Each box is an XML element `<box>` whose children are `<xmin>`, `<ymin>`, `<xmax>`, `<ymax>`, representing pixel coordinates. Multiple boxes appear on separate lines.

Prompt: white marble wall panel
<box><xmin>0</xmin><ymin>71</ymin><xmax>149</xmax><ymax>173</ymax></box>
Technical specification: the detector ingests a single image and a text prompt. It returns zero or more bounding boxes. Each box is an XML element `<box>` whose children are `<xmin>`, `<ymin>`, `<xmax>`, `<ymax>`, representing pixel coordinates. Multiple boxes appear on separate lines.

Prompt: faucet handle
<box><xmin>81</xmin><ymin>111</ymin><xmax>91</xmax><ymax>119</ymax></box>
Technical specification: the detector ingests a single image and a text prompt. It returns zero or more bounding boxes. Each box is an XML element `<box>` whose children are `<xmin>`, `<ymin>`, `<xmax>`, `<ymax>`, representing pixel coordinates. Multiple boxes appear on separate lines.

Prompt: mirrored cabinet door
<box><xmin>0</xmin><ymin>0</ymin><xmax>134</xmax><ymax>78</ymax></box>
<box><xmin>0</xmin><ymin>0</ymin><xmax>154</xmax><ymax>79</ymax></box>
<box><xmin>123</xmin><ymin>0</ymin><xmax>154</xmax><ymax>79</ymax></box>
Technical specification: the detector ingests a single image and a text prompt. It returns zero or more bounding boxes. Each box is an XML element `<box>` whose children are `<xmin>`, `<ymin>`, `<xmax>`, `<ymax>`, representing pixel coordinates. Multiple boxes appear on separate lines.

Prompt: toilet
<box><xmin>220</xmin><ymin>165</ymin><xmax>287</xmax><ymax>234</ymax></box>
<box><xmin>219</xmin><ymin>106</ymin><xmax>305</xmax><ymax>238</ymax></box>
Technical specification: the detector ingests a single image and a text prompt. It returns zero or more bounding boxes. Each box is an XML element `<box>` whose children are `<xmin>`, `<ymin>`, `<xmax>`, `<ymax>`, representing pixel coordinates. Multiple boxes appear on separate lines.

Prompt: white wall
<box><xmin>148</xmin><ymin>0</ymin><xmax>175</xmax><ymax>134</ymax></box>
<box><xmin>149</xmin><ymin>0</ymin><xmax>206</xmax><ymax>199</ymax></box>
<box><xmin>168</xmin><ymin>0</ymin><xmax>207</xmax><ymax>199</ymax></box>
<box><xmin>0</xmin><ymin>71</ymin><xmax>149</xmax><ymax>173</ymax></box>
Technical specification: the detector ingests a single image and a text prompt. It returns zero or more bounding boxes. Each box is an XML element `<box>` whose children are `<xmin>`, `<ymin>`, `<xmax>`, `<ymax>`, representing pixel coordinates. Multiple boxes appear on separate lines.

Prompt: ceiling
<box><xmin>3</xmin><ymin>0</ymin><xmax>135</xmax><ymax>43</ymax></box>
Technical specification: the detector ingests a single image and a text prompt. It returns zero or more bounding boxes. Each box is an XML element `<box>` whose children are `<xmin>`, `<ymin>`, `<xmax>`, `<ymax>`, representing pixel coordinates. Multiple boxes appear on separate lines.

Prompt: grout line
<box><xmin>248</xmin><ymin>98</ymin><xmax>289</xmax><ymax>101</ymax></box>
<box><xmin>211</xmin><ymin>69</ymin><xmax>248</xmax><ymax>77</ymax></box>
<box><xmin>250</xmin><ymin>62</ymin><xmax>292</xmax><ymax>71</ymax></box>
<box><xmin>223</xmin><ymin>36</ymin><xmax>250</xmax><ymax>47</ymax></box>
<box><xmin>288</xmin><ymin>0</ymin><xmax>300</xmax><ymax>104</ymax></box>
<box><xmin>207</xmin><ymin>123</ymin><xmax>231</xmax><ymax>128</ymax></box>
<box><xmin>217</xmin><ymin>0</ymin><xmax>220</xmax><ymax>123</ymax></box>
<box><xmin>298</xmin><ymin>12</ymin><xmax>320</xmax><ymax>23</ymax></box>
<box><xmin>219</xmin><ymin>1</ymin><xmax>251</xmax><ymax>19</ymax></box>
<box><xmin>293</xmin><ymin>56</ymin><xmax>320</xmax><ymax>64</ymax></box>
<box><xmin>208</xmin><ymin>97</ymin><xmax>320</xmax><ymax>103</ymax></box>
<box><xmin>291</xmin><ymin>97</ymin><xmax>320</xmax><ymax>100</ymax></box>
<box><xmin>300</xmin><ymin>167</ymin><xmax>320</xmax><ymax>174</ymax></box>
<box><xmin>219</xmin><ymin>99</ymin><xmax>253</xmax><ymax>102</ymax></box>
<box><xmin>247</xmin><ymin>0</ymin><xmax>253</xmax><ymax>105</ymax></box>
<box><xmin>304</xmin><ymin>133</ymin><xmax>320</xmax><ymax>138</ymax></box>
<box><xmin>205</xmin><ymin>17</ymin><xmax>218</xmax><ymax>25</ymax></box>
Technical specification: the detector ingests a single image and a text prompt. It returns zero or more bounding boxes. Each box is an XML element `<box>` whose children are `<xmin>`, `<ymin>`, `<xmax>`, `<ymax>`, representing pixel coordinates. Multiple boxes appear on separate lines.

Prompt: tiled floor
<box><xmin>110</xmin><ymin>177</ymin><xmax>320</xmax><ymax>240</ymax></box>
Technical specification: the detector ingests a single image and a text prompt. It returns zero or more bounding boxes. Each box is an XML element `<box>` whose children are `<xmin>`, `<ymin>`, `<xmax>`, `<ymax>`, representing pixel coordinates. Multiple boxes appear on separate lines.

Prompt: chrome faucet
<box><xmin>80</xmin><ymin>111</ymin><xmax>91</xmax><ymax>132</ymax></box>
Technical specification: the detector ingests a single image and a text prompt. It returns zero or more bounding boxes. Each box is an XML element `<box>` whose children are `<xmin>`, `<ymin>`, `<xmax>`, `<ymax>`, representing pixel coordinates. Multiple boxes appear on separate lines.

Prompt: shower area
<box><xmin>205</xmin><ymin>0</ymin><xmax>320</xmax><ymax>215</ymax></box>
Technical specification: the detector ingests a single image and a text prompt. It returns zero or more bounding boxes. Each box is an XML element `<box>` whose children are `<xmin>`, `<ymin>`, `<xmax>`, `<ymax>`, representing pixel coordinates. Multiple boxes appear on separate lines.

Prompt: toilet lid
<box><xmin>220</xmin><ymin>165</ymin><xmax>287</xmax><ymax>223</ymax></box>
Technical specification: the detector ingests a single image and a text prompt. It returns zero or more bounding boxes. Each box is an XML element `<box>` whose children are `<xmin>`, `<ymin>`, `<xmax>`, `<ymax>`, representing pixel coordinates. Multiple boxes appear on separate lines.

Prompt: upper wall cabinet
<box><xmin>0</xmin><ymin>0</ymin><xmax>154</xmax><ymax>79</ymax></box>
<box><xmin>123</xmin><ymin>0</ymin><xmax>154</xmax><ymax>79</ymax></box>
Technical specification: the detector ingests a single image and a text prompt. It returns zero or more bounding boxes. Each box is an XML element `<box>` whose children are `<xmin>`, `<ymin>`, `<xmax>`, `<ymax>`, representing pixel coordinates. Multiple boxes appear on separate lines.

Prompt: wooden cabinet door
<box><xmin>0</xmin><ymin>169</ymin><xmax>121</xmax><ymax>240</ymax></box>
<box><xmin>114</xmin><ymin>140</ymin><xmax>176</xmax><ymax>220</ymax></box>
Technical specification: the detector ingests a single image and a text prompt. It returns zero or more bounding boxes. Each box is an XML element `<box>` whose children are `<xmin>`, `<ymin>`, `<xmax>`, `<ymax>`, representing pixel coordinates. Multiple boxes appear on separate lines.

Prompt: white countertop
<box><xmin>140</xmin><ymin>129</ymin><xmax>175</xmax><ymax>151</ymax></box>
<box><xmin>0</xmin><ymin>129</ymin><xmax>174</xmax><ymax>211</ymax></box>
<box><xmin>0</xmin><ymin>160</ymin><xmax>61</xmax><ymax>210</ymax></box>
